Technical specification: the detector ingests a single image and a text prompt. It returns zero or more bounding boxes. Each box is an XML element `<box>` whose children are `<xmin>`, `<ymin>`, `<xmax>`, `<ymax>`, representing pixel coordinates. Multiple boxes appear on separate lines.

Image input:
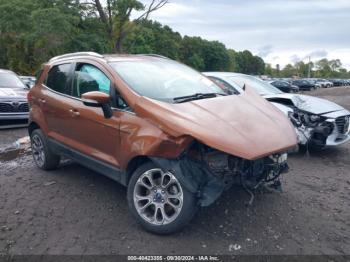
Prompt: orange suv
<box><xmin>28</xmin><ymin>52</ymin><xmax>297</xmax><ymax>234</ymax></box>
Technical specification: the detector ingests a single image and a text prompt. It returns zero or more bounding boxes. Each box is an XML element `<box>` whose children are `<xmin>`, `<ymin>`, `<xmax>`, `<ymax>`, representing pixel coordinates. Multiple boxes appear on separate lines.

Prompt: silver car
<box><xmin>204</xmin><ymin>72</ymin><xmax>350</xmax><ymax>149</ymax></box>
<box><xmin>0</xmin><ymin>69</ymin><xmax>29</xmax><ymax>128</ymax></box>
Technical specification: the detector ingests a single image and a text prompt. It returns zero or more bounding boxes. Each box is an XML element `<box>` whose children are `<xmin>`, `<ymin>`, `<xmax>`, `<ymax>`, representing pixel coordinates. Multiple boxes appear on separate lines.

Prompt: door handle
<box><xmin>69</xmin><ymin>109</ymin><xmax>80</xmax><ymax>117</ymax></box>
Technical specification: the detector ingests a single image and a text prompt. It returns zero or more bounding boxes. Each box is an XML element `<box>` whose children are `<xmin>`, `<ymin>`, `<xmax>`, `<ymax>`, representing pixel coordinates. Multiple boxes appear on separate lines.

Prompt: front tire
<box><xmin>127</xmin><ymin>162</ymin><xmax>198</xmax><ymax>234</ymax></box>
<box><xmin>30</xmin><ymin>129</ymin><xmax>60</xmax><ymax>170</ymax></box>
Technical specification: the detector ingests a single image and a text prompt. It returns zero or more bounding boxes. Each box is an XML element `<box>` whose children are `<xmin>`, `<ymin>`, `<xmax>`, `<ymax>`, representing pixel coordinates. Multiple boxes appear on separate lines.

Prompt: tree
<box><xmin>179</xmin><ymin>36</ymin><xmax>230</xmax><ymax>71</ymax></box>
<box><xmin>253</xmin><ymin>56</ymin><xmax>265</xmax><ymax>75</ymax></box>
<box><xmin>124</xmin><ymin>20</ymin><xmax>182</xmax><ymax>60</ymax></box>
<box><xmin>0</xmin><ymin>0</ymin><xmax>93</xmax><ymax>74</ymax></box>
<box><xmin>180</xmin><ymin>36</ymin><xmax>206</xmax><ymax>71</ymax></box>
<box><xmin>233</xmin><ymin>50</ymin><xmax>264</xmax><ymax>75</ymax></box>
<box><xmin>295</xmin><ymin>61</ymin><xmax>309</xmax><ymax>77</ymax></box>
<box><xmin>264</xmin><ymin>63</ymin><xmax>273</xmax><ymax>75</ymax></box>
<box><xmin>227</xmin><ymin>49</ymin><xmax>239</xmax><ymax>72</ymax></box>
<box><xmin>315</xmin><ymin>58</ymin><xmax>333</xmax><ymax>78</ymax></box>
<box><xmin>329</xmin><ymin>59</ymin><xmax>342</xmax><ymax>72</ymax></box>
<box><xmin>85</xmin><ymin>0</ymin><xmax>168</xmax><ymax>53</ymax></box>
<box><xmin>202</xmin><ymin>41</ymin><xmax>230</xmax><ymax>71</ymax></box>
<box><xmin>280</xmin><ymin>64</ymin><xmax>296</xmax><ymax>77</ymax></box>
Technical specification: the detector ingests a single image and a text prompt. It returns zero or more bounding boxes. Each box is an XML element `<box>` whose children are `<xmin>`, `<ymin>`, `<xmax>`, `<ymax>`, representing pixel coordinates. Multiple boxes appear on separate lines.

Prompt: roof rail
<box><xmin>138</xmin><ymin>54</ymin><xmax>169</xmax><ymax>59</ymax></box>
<box><xmin>49</xmin><ymin>52</ymin><xmax>103</xmax><ymax>62</ymax></box>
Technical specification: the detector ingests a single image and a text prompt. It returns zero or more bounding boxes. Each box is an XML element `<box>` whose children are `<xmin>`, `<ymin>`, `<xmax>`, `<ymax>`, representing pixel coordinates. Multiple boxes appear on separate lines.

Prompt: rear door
<box><xmin>41</xmin><ymin>62</ymin><xmax>75</xmax><ymax>142</ymax></box>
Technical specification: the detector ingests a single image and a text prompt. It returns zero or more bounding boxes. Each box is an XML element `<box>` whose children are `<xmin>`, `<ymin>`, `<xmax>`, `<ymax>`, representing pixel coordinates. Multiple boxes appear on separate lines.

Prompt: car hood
<box><xmin>0</xmin><ymin>88</ymin><xmax>28</xmax><ymax>100</ymax></box>
<box><xmin>134</xmin><ymin>86</ymin><xmax>297</xmax><ymax>160</ymax></box>
<box><xmin>263</xmin><ymin>93</ymin><xmax>346</xmax><ymax>115</ymax></box>
<box><xmin>270</xmin><ymin>102</ymin><xmax>292</xmax><ymax>116</ymax></box>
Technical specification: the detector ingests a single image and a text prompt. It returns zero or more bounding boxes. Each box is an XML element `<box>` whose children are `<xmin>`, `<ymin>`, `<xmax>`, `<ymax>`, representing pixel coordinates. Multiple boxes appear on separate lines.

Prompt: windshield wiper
<box><xmin>173</xmin><ymin>93</ymin><xmax>226</xmax><ymax>103</ymax></box>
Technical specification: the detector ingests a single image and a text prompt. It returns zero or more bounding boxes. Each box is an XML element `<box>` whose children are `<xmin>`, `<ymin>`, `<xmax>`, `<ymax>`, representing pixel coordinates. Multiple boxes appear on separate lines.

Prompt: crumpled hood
<box><xmin>0</xmin><ymin>88</ymin><xmax>27</xmax><ymax>100</ymax></box>
<box><xmin>134</xmin><ymin>86</ymin><xmax>297</xmax><ymax>160</ymax></box>
<box><xmin>264</xmin><ymin>93</ymin><xmax>346</xmax><ymax>115</ymax></box>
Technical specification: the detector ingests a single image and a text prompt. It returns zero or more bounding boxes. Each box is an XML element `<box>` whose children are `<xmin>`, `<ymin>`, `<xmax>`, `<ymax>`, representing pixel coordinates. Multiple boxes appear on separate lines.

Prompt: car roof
<box><xmin>48</xmin><ymin>52</ymin><xmax>169</xmax><ymax>65</ymax></box>
<box><xmin>0</xmin><ymin>69</ymin><xmax>16</xmax><ymax>74</ymax></box>
<box><xmin>202</xmin><ymin>72</ymin><xmax>246</xmax><ymax>77</ymax></box>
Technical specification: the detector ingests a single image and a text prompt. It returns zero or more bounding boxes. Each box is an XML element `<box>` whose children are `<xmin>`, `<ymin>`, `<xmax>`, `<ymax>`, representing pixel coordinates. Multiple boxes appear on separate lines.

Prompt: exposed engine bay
<box><xmin>267</xmin><ymin>95</ymin><xmax>350</xmax><ymax>149</ymax></box>
<box><xmin>191</xmin><ymin>143</ymin><xmax>289</xmax><ymax>205</ymax></box>
<box><xmin>152</xmin><ymin>142</ymin><xmax>289</xmax><ymax>207</ymax></box>
<box><xmin>202</xmin><ymin>148</ymin><xmax>288</xmax><ymax>189</ymax></box>
<box><xmin>288</xmin><ymin>109</ymin><xmax>333</xmax><ymax>147</ymax></box>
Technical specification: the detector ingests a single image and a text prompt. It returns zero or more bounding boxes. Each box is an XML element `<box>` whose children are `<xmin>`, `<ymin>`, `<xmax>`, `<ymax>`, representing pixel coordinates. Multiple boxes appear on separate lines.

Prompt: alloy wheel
<box><xmin>133</xmin><ymin>168</ymin><xmax>183</xmax><ymax>226</ymax></box>
<box><xmin>31</xmin><ymin>134</ymin><xmax>45</xmax><ymax>167</ymax></box>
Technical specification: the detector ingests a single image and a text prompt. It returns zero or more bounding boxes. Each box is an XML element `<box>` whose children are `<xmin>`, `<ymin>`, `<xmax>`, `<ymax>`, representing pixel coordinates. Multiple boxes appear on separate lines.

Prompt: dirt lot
<box><xmin>0</xmin><ymin>87</ymin><xmax>350</xmax><ymax>255</ymax></box>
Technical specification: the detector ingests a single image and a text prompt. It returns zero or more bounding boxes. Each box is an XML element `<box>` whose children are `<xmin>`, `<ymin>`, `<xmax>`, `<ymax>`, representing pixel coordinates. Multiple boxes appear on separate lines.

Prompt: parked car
<box><xmin>306</xmin><ymin>79</ymin><xmax>321</xmax><ymax>89</ymax></box>
<box><xmin>291</xmin><ymin>79</ymin><xmax>317</xmax><ymax>91</ymax></box>
<box><xmin>316</xmin><ymin>79</ymin><xmax>333</xmax><ymax>88</ymax></box>
<box><xmin>19</xmin><ymin>76</ymin><xmax>36</xmax><ymax>89</ymax></box>
<box><xmin>329</xmin><ymin>79</ymin><xmax>344</xmax><ymax>87</ymax></box>
<box><xmin>28</xmin><ymin>52</ymin><xmax>297</xmax><ymax>234</ymax></box>
<box><xmin>269</xmin><ymin>80</ymin><xmax>299</xmax><ymax>93</ymax></box>
<box><xmin>0</xmin><ymin>69</ymin><xmax>30</xmax><ymax>128</ymax></box>
<box><xmin>204</xmin><ymin>72</ymin><xmax>350</xmax><ymax>149</ymax></box>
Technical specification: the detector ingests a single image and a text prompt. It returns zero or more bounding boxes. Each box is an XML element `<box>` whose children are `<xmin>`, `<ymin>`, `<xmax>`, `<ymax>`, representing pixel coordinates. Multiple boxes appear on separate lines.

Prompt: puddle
<box><xmin>0</xmin><ymin>136</ymin><xmax>31</xmax><ymax>162</ymax></box>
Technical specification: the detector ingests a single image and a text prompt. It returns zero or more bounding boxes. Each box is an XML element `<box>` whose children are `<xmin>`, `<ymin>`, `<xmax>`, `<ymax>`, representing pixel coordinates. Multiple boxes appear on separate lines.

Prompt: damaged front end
<box><xmin>288</xmin><ymin>109</ymin><xmax>350</xmax><ymax>148</ymax></box>
<box><xmin>152</xmin><ymin>142</ymin><xmax>289</xmax><ymax>207</ymax></box>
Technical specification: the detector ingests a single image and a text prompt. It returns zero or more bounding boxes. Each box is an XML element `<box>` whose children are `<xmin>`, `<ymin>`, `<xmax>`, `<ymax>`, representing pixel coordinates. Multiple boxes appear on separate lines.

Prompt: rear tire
<box><xmin>30</xmin><ymin>129</ymin><xmax>60</xmax><ymax>170</ymax></box>
<box><xmin>127</xmin><ymin>161</ymin><xmax>198</xmax><ymax>234</ymax></box>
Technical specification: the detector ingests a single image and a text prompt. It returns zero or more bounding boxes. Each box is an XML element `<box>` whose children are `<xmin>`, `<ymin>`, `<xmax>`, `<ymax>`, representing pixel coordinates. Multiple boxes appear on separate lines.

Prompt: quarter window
<box><xmin>72</xmin><ymin>64</ymin><xmax>111</xmax><ymax>98</ymax></box>
<box><xmin>45</xmin><ymin>63</ymin><xmax>72</xmax><ymax>94</ymax></box>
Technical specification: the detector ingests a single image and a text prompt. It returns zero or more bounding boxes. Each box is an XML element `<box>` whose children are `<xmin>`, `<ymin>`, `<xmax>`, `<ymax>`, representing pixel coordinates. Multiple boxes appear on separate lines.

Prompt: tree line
<box><xmin>266</xmin><ymin>58</ymin><xmax>349</xmax><ymax>79</ymax></box>
<box><xmin>0</xmin><ymin>0</ymin><xmax>349</xmax><ymax>79</ymax></box>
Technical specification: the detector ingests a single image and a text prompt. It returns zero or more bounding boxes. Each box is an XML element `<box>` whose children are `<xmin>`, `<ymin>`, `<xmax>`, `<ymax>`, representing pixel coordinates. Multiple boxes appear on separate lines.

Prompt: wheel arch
<box><xmin>28</xmin><ymin>121</ymin><xmax>40</xmax><ymax>136</ymax></box>
<box><xmin>125</xmin><ymin>155</ymin><xmax>152</xmax><ymax>185</ymax></box>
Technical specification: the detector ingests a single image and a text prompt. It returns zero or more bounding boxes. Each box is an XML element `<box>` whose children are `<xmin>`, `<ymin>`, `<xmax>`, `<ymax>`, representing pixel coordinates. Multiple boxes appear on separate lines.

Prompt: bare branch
<box><xmin>106</xmin><ymin>0</ymin><xmax>113</xmax><ymax>30</ymax></box>
<box><xmin>135</xmin><ymin>0</ymin><xmax>169</xmax><ymax>21</ymax></box>
<box><xmin>93</xmin><ymin>0</ymin><xmax>109</xmax><ymax>26</ymax></box>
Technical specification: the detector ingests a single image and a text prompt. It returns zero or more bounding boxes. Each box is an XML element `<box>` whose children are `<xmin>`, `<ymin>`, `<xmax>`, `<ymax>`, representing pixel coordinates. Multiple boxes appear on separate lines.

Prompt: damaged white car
<box><xmin>204</xmin><ymin>72</ymin><xmax>350</xmax><ymax>149</ymax></box>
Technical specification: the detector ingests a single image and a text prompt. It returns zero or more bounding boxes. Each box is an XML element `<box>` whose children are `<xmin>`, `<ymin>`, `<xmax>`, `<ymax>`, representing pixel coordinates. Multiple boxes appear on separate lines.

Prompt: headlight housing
<box><xmin>309</xmin><ymin>114</ymin><xmax>321</xmax><ymax>122</ymax></box>
<box><xmin>290</xmin><ymin>110</ymin><xmax>324</xmax><ymax>127</ymax></box>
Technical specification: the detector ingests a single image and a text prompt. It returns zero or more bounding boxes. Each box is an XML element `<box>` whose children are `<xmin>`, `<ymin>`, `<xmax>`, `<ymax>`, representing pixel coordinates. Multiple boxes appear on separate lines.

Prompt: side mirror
<box><xmin>81</xmin><ymin>91</ymin><xmax>113</xmax><ymax>119</ymax></box>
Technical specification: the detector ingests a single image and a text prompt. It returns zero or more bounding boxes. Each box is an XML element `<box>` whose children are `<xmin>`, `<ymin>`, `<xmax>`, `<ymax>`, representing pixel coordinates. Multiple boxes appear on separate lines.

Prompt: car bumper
<box><xmin>296</xmin><ymin>115</ymin><xmax>350</xmax><ymax>147</ymax></box>
<box><xmin>324</xmin><ymin>118</ymin><xmax>350</xmax><ymax>146</ymax></box>
<box><xmin>0</xmin><ymin>113</ymin><xmax>29</xmax><ymax>129</ymax></box>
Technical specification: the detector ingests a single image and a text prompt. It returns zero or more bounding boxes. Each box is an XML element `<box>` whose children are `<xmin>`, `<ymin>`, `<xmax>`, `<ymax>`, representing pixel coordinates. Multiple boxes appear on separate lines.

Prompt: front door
<box><xmin>65</xmin><ymin>62</ymin><xmax>121</xmax><ymax>168</ymax></box>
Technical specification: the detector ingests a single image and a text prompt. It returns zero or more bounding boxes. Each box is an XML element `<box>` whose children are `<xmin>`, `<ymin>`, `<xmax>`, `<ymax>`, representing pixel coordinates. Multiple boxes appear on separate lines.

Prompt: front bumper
<box><xmin>296</xmin><ymin>115</ymin><xmax>350</xmax><ymax>147</ymax></box>
<box><xmin>0</xmin><ymin>113</ymin><xmax>29</xmax><ymax>129</ymax></box>
<box><xmin>324</xmin><ymin>118</ymin><xmax>350</xmax><ymax>146</ymax></box>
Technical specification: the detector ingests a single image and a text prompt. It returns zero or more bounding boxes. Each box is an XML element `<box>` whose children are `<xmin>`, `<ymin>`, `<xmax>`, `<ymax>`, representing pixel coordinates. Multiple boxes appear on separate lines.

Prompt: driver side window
<box><xmin>72</xmin><ymin>64</ymin><xmax>111</xmax><ymax>98</ymax></box>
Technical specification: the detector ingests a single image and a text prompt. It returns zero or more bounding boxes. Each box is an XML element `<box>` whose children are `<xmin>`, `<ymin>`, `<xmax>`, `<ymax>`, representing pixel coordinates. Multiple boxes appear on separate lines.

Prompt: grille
<box><xmin>335</xmin><ymin>116</ymin><xmax>350</xmax><ymax>134</ymax></box>
<box><xmin>18</xmin><ymin>103</ymin><xmax>29</xmax><ymax>112</ymax></box>
<box><xmin>0</xmin><ymin>102</ymin><xmax>29</xmax><ymax>113</ymax></box>
<box><xmin>0</xmin><ymin>103</ymin><xmax>14</xmax><ymax>112</ymax></box>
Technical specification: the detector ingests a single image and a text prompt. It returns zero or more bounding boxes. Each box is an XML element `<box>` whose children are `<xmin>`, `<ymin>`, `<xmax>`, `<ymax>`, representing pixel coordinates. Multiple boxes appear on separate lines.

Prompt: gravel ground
<box><xmin>0</xmin><ymin>87</ymin><xmax>349</xmax><ymax>255</ymax></box>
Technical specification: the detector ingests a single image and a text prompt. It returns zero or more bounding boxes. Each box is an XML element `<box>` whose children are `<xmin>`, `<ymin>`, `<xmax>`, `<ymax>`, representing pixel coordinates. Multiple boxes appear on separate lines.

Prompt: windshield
<box><xmin>0</xmin><ymin>72</ymin><xmax>26</xmax><ymax>88</ymax></box>
<box><xmin>227</xmin><ymin>75</ymin><xmax>283</xmax><ymax>95</ymax></box>
<box><xmin>109</xmin><ymin>59</ymin><xmax>226</xmax><ymax>102</ymax></box>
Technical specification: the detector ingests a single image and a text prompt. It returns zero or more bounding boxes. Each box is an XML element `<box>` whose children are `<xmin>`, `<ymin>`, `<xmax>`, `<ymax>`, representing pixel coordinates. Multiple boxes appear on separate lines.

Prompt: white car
<box><xmin>0</xmin><ymin>69</ymin><xmax>29</xmax><ymax>128</ymax></box>
<box><xmin>204</xmin><ymin>72</ymin><xmax>350</xmax><ymax>149</ymax></box>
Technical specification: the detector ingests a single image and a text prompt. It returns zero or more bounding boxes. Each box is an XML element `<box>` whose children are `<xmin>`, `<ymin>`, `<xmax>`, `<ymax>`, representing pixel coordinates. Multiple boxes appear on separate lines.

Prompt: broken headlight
<box><xmin>309</xmin><ymin>114</ymin><xmax>321</xmax><ymax>122</ymax></box>
<box><xmin>269</xmin><ymin>153</ymin><xmax>288</xmax><ymax>164</ymax></box>
<box><xmin>290</xmin><ymin>110</ymin><xmax>324</xmax><ymax>127</ymax></box>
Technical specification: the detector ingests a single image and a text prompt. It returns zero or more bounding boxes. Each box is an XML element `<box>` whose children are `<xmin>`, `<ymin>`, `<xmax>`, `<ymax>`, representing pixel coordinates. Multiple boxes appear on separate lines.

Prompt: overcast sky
<box><xmin>147</xmin><ymin>0</ymin><xmax>350</xmax><ymax>69</ymax></box>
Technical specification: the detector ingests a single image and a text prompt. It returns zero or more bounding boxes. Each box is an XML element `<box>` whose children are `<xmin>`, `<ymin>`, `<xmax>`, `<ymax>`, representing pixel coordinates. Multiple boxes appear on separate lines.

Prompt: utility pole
<box><xmin>307</xmin><ymin>56</ymin><xmax>311</xmax><ymax>78</ymax></box>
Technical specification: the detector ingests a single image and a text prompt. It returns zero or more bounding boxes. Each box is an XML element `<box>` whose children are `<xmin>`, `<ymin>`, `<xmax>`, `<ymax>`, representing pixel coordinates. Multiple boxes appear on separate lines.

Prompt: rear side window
<box><xmin>45</xmin><ymin>63</ymin><xmax>71</xmax><ymax>95</ymax></box>
<box><xmin>72</xmin><ymin>64</ymin><xmax>111</xmax><ymax>98</ymax></box>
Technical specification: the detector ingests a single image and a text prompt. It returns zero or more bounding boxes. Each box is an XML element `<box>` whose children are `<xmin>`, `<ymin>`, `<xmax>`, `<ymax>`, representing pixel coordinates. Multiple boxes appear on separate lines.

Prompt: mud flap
<box><xmin>151</xmin><ymin>157</ymin><xmax>224</xmax><ymax>207</ymax></box>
